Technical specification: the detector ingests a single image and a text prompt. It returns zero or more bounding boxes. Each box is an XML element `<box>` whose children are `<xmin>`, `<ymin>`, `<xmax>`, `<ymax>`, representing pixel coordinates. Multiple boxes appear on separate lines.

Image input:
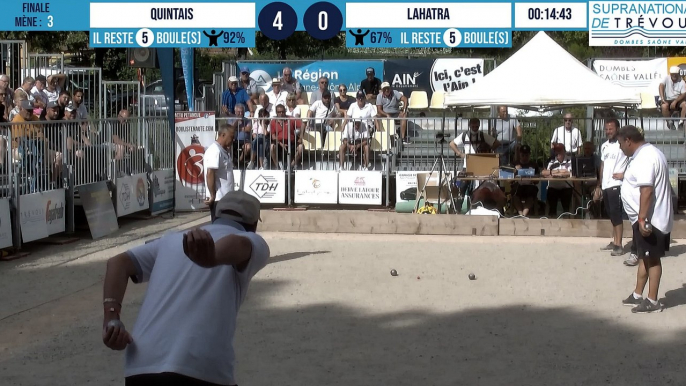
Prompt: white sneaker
<box><xmin>624</xmin><ymin>253</ymin><xmax>638</xmax><ymax>266</ymax></box>
<box><xmin>247</xmin><ymin>161</ymin><xmax>254</xmax><ymax>170</ymax></box>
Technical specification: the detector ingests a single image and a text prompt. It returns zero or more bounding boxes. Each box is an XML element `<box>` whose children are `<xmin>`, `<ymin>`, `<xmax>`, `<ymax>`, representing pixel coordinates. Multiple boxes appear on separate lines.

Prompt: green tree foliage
<box><xmin>254</xmin><ymin>31</ymin><xmax>345</xmax><ymax>59</ymax></box>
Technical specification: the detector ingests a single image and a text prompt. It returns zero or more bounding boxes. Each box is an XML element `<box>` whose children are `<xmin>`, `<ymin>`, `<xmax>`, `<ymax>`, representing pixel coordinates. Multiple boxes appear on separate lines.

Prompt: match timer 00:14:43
<box><xmin>527</xmin><ymin>7</ymin><xmax>573</xmax><ymax>20</ymax></box>
<box><xmin>514</xmin><ymin>2</ymin><xmax>587</xmax><ymax>30</ymax></box>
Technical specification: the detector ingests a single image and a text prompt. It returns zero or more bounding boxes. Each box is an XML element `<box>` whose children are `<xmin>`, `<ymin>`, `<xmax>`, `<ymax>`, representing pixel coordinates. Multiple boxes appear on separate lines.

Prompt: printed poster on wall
<box><xmin>175</xmin><ymin>111</ymin><xmax>217</xmax><ymax>211</ymax></box>
<box><xmin>19</xmin><ymin>190</ymin><xmax>66</xmax><ymax>242</ymax></box>
<box><xmin>396</xmin><ymin>171</ymin><xmax>425</xmax><ymax>203</ymax></box>
<box><xmin>338</xmin><ymin>171</ymin><xmax>383</xmax><ymax>205</ymax></box>
<box><xmin>592</xmin><ymin>58</ymin><xmax>667</xmax><ymax>96</ymax></box>
<box><xmin>149</xmin><ymin>169</ymin><xmax>175</xmax><ymax>215</ymax></box>
<box><xmin>386</xmin><ymin>58</ymin><xmax>485</xmax><ymax>99</ymax></box>
<box><xmin>78</xmin><ymin>181</ymin><xmax>119</xmax><ymax>240</ymax></box>
<box><xmin>294</xmin><ymin>170</ymin><xmax>338</xmax><ymax>204</ymax></box>
<box><xmin>117</xmin><ymin>173</ymin><xmax>149</xmax><ymax>217</ymax></box>
<box><xmin>243</xmin><ymin>170</ymin><xmax>286</xmax><ymax>204</ymax></box>
<box><xmin>236</xmin><ymin>60</ymin><xmax>384</xmax><ymax>94</ymax></box>
<box><xmin>0</xmin><ymin>198</ymin><xmax>13</xmax><ymax>249</ymax></box>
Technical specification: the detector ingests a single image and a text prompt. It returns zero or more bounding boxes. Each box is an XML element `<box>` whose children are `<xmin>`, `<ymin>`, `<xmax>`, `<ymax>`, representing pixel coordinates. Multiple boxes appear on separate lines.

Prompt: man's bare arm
<box><xmin>638</xmin><ymin>185</ymin><xmax>654</xmax><ymax>220</ymax></box>
<box><xmin>206</xmin><ymin>169</ymin><xmax>217</xmax><ymax>199</ymax></box>
<box><xmin>103</xmin><ymin>253</ymin><xmax>137</xmax><ymax>318</ymax></box>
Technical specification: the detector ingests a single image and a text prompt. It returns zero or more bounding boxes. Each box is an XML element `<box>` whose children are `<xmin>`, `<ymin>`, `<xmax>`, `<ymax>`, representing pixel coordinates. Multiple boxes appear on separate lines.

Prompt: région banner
<box><xmin>175</xmin><ymin>112</ymin><xmax>217</xmax><ymax>211</ymax></box>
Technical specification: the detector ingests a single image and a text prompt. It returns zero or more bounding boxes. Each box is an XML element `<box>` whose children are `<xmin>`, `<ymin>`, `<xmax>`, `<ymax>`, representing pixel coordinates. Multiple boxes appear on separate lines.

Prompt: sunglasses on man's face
<box><xmin>564</xmin><ymin>119</ymin><xmax>572</xmax><ymax>122</ymax></box>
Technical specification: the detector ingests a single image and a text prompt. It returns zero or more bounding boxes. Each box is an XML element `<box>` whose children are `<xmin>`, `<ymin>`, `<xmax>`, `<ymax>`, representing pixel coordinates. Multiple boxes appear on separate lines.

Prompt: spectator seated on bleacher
<box><xmin>339</xmin><ymin>120</ymin><xmax>370</xmax><ymax>171</ymax></box>
<box><xmin>63</xmin><ymin>104</ymin><xmax>89</xmax><ymax>159</ymax></box>
<box><xmin>266</xmin><ymin>78</ymin><xmax>289</xmax><ymax>110</ymax></box>
<box><xmin>376</xmin><ymin>82</ymin><xmax>409</xmax><ymax>144</ymax></box>
<box><xmin>335</xmin><ymin>84</ymin><xmax>353</xmax><ymax>116</ymax></box>
<box><xmin>221</xmin><ymin>76</ymin><xmax>253</xmax><ymax>117</ymax></box>
<box><xmin>39</xmin><ymin>101</ymin><xmax>64</xmax><ymax>181</ymax></box>
<box><xmin>229</xmin><ymin>103</ymin><xmax>253</xmax><ymax>167</ymax></box>
<box><xmin>280</xmin><ymin>67</ymin><xmax>304</xmax><ymax>104</ymax></box>
<box><xmin>248</xmin><ymin>108</ymin><xmax>270</xmax><ymax>170</ymax></box>
<box><xmin>254</xmin><ymin>93</ymin><xmax>275</xmax><ymax>118</ymax></box>
<box><xmin>8</xmin><ymin>89</ymin><xmax>27</xmax><ymax>122</ymax></box>
<box><xmin>111</xmin><ymin>109</ymin><xmax>145</xmax><ymax>176</ymax></box>
<box><xmin>658</xmin><ymin>66</ymin><xmax>686</xmax><ymax>130</ymax></box>
<box><xmin>11</xmin><ymin>101</ymin><xmax>62</xmax><ymax>183</ymax></box>
<box><xmin>284</xmin><ymin>94</ymin><xmax>301</xmax><ymax>118</ymax></box>
<box><xmin>341</xmin><ymin>90</ymin><xmax>376</xmax><ymax>135</ymax></box>
<box><xmin>309</xmin><ymin>76</ymin><xmax>329</xmax><ymax>105</ymax></box>
<box><xmin>238</xmin><ymin>66</ymin><xmax>259</xmax><ymax>110</ymax></box>
<box><xmin>308</xmin><ymin>90</ymin><xmax>341</xmax><ymax>145</ymax></box>
<box><xmin>542</xmin><ymin>143</ymin><xmax>573</xmax><ymax>217</ymax></box>
<box><xmin>30</xmin><ymin>75</ymin><xmax>48</xmax><ymax>115</ymax></box>
<box><xmin>360</xmin><ymin>67</ymin><xmax>381</xmax><ymax>103</ymax></box>
<box><xmin>512</xmin><ymin>144</ymin><xmax>540</xmax><ymax>217</ymax></box>
<box><xmin>269</xmin><ymin>104</ymin><xmax>302</xmax><ymax>170</ymax></box>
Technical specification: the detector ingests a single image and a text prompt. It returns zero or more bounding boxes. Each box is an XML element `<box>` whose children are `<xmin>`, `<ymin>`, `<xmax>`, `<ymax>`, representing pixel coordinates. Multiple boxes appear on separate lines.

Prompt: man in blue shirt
<box><xmin>221</xmin><ymin>76</ymin><xmax>252</xmax><ymax>117</ymax></box>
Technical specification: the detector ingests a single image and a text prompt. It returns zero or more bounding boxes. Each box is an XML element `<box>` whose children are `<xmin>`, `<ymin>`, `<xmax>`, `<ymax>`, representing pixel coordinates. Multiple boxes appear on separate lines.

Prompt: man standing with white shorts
<box><xmin>618</xmin><ymin>125</ymin><xmax>673</xmax><ymax>313</ymax></box>
<box><xmin>102</xmin><ymin>190</ymin><xmax>270</xmax><ymax>385</ymax></box>
<box><xmin>205</xmin><ymin>124</ymin><xmax>235</xmax><ymax>222</ymax></box>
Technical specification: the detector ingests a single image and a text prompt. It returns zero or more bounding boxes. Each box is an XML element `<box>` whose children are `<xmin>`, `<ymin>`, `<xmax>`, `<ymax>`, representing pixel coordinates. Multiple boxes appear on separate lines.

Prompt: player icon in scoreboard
<box><xmin>348</xmin><ymin>29</ymin><xmax>370</xmax><ymax>46</ymax></box>
<box><xmin>203</xmin><ymin>30</ymin><xmax>224</xmax><ymax>47</ymax></box>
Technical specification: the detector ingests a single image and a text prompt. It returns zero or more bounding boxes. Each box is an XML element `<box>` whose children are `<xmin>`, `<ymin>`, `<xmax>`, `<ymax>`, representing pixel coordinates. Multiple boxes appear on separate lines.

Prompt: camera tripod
<box><xmin>413</xmin><ymin>132</ymin><xmax>459</xmax><ymax>214</ymax></box>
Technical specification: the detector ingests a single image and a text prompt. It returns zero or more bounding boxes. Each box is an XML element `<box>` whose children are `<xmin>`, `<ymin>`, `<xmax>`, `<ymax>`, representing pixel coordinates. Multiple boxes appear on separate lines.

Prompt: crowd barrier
<box><xmin>0</xmin><ymin>116</ymin><xmax>173</xmax><ymax>250</ymax></box>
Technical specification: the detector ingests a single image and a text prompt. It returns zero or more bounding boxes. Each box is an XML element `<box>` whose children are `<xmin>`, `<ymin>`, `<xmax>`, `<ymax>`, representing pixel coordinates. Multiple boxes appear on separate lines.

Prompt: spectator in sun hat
<box><xmin>221</xmin><ymin>75</ymin><xmax>253</xmax><ymax>117</ymax></box>
<box><xmin>238</xmin><ymin>66</ymin><xmax>259</xmax><ymax>109</ymax></box>
<box><xmin>360</xmin><ymin>67</ymin><xmax>382</xmax><ymax>102</ymax></box>
<box><xmin>658</xmin><ymin>65</ymin><xmax>686</xmax><ymax>130</ymax></box>
<box><xmin>101</xmin><ymin>188</ymin><xmax>270</xmax><ymax>386</ymax></box>
<box><xmin>266</xmin><ymin>78</ymin><xmax>289</xmax><ymax>109</ymax></box>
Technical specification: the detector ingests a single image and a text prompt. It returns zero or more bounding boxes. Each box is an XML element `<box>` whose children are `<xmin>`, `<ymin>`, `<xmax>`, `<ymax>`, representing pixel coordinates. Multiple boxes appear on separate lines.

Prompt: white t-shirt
<box><xmin>266</xmin><ymin>90</ymin><xmax>289</xmax><ymax>108</ymax></box>
<box><xmin>124</xmin><ymin>219</ymin><xmax>270</xmax><ymax>385</ymax></box>
<box><xmin>254</xmin><ymin>103</ymin><xmax>275</xmax><ymax>117</ymax></box>
<box><xmin>493</xmin><ymin>117</ymin><xmax>519</xmax><ymax>143</ymax></box>
<box><xmin>662</xmin><ymin>75</ymin><xmax>686</xmax><ymax>101</ymax></box>
<box><xmin>550</xmin><ymin>126</ymin><xmax>583</xmax><ymax>154</ymax></box>
<box><xmin>44</xmin><ymin>87</ymin><xmax>60</xmax><ymax>102</ymax></box>
<box><xmin>600</xmin><ymin>139</ymin><xmax>628</xmax><ymax>190</ymax></box>
<box><xmin>285</xmin><ymin>106</ymin><xmax>301</xmax><ymax>118</ymax></box>
<box><xmin>342</xmin><ymin>125</ymin><xmax>369</xmax><ymax>142</ymax></box>
<box><xmin>30</xmin><ymin>86</ymin><xmax>48</xmax><ymax>106</ymax></box>
<box><xmin>452</xmin><ymin>130</ymin><xmax>496</xmax><ymax>167</ymax></box>
<box><xmin>309</xmin><ymin>100</ymin><xmax>339</xmax><ymax>122</ymax></box>
<box><xmin>546</xmin><ymin>158</ymin><xmax>573</xmax><ymax>189</ymax></box>
<box><xmin>345</xmin><ymin>102</ymin><xmax>376</xmax><ymax>132</ymax></box>
<box><xmin>621</xmin><ymin>143</ymin><xmax>673</xmax><ymax>233</ymax></box>
<box><xmin>204</xmin><ymin>141</ymin><xmax>234</xmax><ymax>200</ymax></box>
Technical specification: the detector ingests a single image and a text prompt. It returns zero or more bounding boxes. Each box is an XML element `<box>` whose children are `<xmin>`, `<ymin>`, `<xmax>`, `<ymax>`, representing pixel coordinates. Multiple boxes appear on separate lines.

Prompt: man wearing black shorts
<box><xmin>597</xmin><ymin>119</ymin><xmax>629</xmax><ymax>257</ymax></box>
<box><xmin>618</xmin><ymin>125</ymin><xmax>673</xmax><ymax>314</ymax></box>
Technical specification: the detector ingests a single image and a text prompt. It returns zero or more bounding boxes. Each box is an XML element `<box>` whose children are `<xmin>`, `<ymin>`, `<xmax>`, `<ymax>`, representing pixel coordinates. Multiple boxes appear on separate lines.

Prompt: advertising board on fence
<box><xmin>294</xmin><ymin>170</ymin><xmax>338</xmax><ymax>204</ymax></box>
<box><xmin>79</xmin><ymin>181</ymin><xmax>119</xmax><ymax>239</ymax></box>
<box><xmin>0</xmin><ymin>198</ymin><xmax>13</xmax><ymax>249</ymax></box>
<box><xmin>149</xmin><ymin>169</ymin><xmax>174</xmax><ymax>215</ymax></box>
<box><xmin>175</xmin><ymin>111</ymin><xmax>217</xmax><ymax>211</ymax></box>
<box><xmin>396</xmin><ymin>171</ymin><xmax>423</xmax><ymax>203</ymax></box>
<box><xmin>592</xmin><ymin>58</ymin><xmax>667</xmax><ymax>96</ymax></box>
<box><xmin>338</xmin><ymin>171</ymin><xmax>383</xmax><ymax>205</ymax></box>
<box><xmin>243</xmin><ymin>170</ymin><xmax>286</xmax><ymax>204</ymax></box>
<box><xmin>385</xmin><ymin>58</ymin><xmax>485</xmax><ymax>98</ymax></box>
<box><xmin>117</xmin><ymin>173</ymin><xmax>149</xmax><ymax>217</ymax></box>
<box><xmin>19</xmin><ymin>189</ymin><xmax>66</xmax><ymax>243</ymax></box>
<box><xmin>236</xmin><ymin>60</ymin><xmax>384</xmax><ymax>94</ymax></box>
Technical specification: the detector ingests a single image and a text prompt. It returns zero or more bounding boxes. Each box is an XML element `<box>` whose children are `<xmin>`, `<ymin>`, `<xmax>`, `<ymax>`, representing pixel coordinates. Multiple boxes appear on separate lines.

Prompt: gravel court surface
<box><xmin>1</xmin><ymin>228</ymin><xmax>686</xmax><ymax>385</ymax></box>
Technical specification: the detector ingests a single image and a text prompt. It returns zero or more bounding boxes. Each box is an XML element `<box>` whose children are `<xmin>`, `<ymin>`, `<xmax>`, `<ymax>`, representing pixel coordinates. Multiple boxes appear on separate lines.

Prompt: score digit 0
<box><xmin>304</xmin><ymin>2</ymin><xmax>342</xmax><ymax>40</ymax></box>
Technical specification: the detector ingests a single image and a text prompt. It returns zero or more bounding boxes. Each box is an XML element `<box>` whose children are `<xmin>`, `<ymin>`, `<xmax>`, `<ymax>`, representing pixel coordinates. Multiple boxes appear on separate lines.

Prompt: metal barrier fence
<box><xmin>0</xmin><ymin>40</ymin><xmax>28</xmax><ymax>90</ymax></box>
<box><xmin>102</xmin><ymin>81</ymin><xmax>141</xmax><ymax>118</ymax></box>
<box><xmin>65</xmin><ymin>67</ymin><xmax>102</xmax><ymax>120</ymax></box>
<box><xmin>24</xmin><ymin>53</ymin><xmax>64</xmax><ymax>80</ymax></box>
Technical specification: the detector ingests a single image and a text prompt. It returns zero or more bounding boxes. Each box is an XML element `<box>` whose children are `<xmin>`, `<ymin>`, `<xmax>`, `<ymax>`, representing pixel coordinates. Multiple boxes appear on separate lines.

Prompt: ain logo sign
<box><xmin>177</xmin><ymin>135</ymin><xmax>205</xmax><ymax>187</ymax></box>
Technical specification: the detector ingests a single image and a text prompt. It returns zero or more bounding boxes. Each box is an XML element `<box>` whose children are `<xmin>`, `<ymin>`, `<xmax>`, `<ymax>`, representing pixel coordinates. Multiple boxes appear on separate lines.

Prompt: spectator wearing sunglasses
<box><xmin>309</xmin><ymin>77</ymin><xmax>329</xmax><ymax>105</ymax></box>
<box><xmin>550</xmin><ymin>113</ymin><xmax>582</xmax><ymax>157</ymax></box>
<box><xmin>335</xmin><ymin>85</ymin><xmax>353</xmax><ymax>116</ymax></box>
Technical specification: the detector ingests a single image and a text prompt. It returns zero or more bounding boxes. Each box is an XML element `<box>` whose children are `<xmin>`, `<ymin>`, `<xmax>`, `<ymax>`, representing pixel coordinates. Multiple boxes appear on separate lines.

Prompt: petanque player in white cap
<box><xmin>102</xmin><ymin>190</ymin><xmax>270</xmax><ymax>386</ymax></box>
<box><xmin>658</xmin><ymin>65</ymin><xmax>686</xmax><ymax>130</ymax></box>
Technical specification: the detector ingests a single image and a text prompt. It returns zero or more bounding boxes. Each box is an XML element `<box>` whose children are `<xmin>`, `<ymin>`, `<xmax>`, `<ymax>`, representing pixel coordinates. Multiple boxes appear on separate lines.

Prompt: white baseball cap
<box><xmin>380</xmin><ymin>81</ymin><xmax>391</xmax><ymax>89</ymax></box>
<box><xmin>670</xmin><ymin>66</ymin><xmax>680</xmax><ymax>74</ymax></box>
<box><xmin>228</xmin><ymin>76</ymin><xmax>239</xmax><ymax>83</ymax></box>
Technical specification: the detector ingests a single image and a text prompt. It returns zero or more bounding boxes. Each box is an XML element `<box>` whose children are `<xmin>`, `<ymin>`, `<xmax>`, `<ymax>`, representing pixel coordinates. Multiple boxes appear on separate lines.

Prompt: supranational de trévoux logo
<box><xmin>589</xmin><ymin>1</ymin><xmax>686</xmax><ymax>46</ymax></box>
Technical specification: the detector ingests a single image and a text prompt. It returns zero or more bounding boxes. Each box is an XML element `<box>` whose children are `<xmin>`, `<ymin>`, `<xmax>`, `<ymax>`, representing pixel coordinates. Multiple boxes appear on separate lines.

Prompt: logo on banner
<box><xmin>251</xmin><ymin>70</ymin><xmax>273</xmax><ymax>92</ymax></box>
<box><xmin>177</xmin><ymin>135</ymin><xmax>205</xmax><ymax>186</ymax></box>
<box><xmin>120</xmin><ymin>183</ymin><xmax>131</xmax><ymax>209</ymax></box>
<box><xmin>589</xmin><ymin>2</ymin><xmax>686</xmax><ymax>46</ymax></box>
<box><xmin>249</xmin><ymin>175</ymin><xmax>279</xmax><ymax>198</ymax></box>
<box><xmin>354</xmin><ymin>177</ymin><xmax>366</xmax><ymax>186</ymax></box>
<box><xmin>136</xmin><ymin>177</ymin><xmax>146</xmax><ymax>206</ymax></box>
<box><xmin>311</xmin><ymin>178</ymin><xmax>321</xmax><ymax>188</ymax></box>
<box><xmin>430</xmin><ymin>59</ymin><xmax>484</xmax><ymax>92</ymax></box>
<box><xmin>152</xmin><ymin>174</ymin><xmax>166</xmax><ymax>196</ymax></box>
<box><xmin>391</xmin><ymin>72</ymin><xmax>423</xmax><ymax>90</ymax></box>
<box><xmin>45</xmin><ymin>200</ymin><xmax>64</xmax><ymax>224</ymax></box>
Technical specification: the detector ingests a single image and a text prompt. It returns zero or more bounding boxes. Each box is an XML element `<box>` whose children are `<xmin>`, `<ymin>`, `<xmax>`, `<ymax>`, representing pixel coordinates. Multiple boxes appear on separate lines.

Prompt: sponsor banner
<box><xmin>117</xmin><ymin>173</ymin><xmax>149</xmax><ymax>217</ymax></box>
<box><xmin>294</xmin><ymin>170</ymin><xmax>338</xmax><ymax>204</ymax></box>
<box><xmin>149</xmin><ymin>169</ymin><xmax>175</xmax><ymax>215</ymax></box>
<box><xmin>79</xmin><ymin>181</ymin><xmax>119</xmax><ymax>240</ymax></box>
<box><xmin>243</xmin><ymin>170</ymin><xmax>286</xmax><ymax>204</ymax></box>
<box><xmin>589</xmin><ymin>2</ymin><xmax>686</xmax><ymax>46</ymax></box>
<box><xmin>592</xmin><ymin>58</ymin><xmax>667</xmax><ymax>95</ymax></box>
<box><xmin>236</xmin><ymin>60</ymin><xmax>384</xmax><ymax>94</ymax></box>
<box><xmin>175</xmin><ymin>111</ymin><xmax>217</xmax><ymax>211</ymax></box>
<box><xmin>338</xmin><ymin>171</ymin><xmax>383</xmax><ymax>205</ymax></box>
<box><xmin>396</xmin><ymin>171</ymin><xmax>426</xmax><ymax>203</ymax></box>
<box><xmin>0</xmin><ymin>198</ymin><xmax>13</xmax><ymax>249</ymax></box>
<box><xmin>667</xmin><ymin>57</ymin><xmax>686</xmax><ymax>82</ymax></box>
<box><xmin>19</xmin><ymin>190</ymin><xmax>66</xmax><ymax>242</ymax></box>
<box><xmin>386</xmin><ymin>58</ymin><xmax>485</xmax><ymax>99</ymax></box>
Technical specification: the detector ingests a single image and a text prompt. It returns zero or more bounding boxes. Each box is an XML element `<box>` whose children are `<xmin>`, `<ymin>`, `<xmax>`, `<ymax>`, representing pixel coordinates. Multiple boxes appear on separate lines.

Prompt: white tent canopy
<box><xmin>443</xmin><ymin>32</ymin><xmax>641</xmax><ymax>109</ymax></box>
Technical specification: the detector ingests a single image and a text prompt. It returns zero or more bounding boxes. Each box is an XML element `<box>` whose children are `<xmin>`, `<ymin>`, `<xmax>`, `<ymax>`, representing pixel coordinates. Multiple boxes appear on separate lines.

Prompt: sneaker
<box><xmin>667</xmin><ymin>121</ymin><xmax>676</xmax><ymax>130</ymax></box>
<box><xmin>631</xmin><ymin>299</ymin><xmax>663</xmax><ymax>313</ymax></box>
<box><xmin>600</xmin><ymin>242</ymin><xmax>616</xmax><ymax>251</ymax></box>
<box><xmin>246</xmin><ymin>161</ymin><xmax>254</xmax><ymax>170</ymax></box>
<box><xmin>611</xmin><ymin>245</ymin><xmax>625</xmax><ymax>256</ymax></box>
<box><xmin>622</xmin><ymin>293</ymin><xmax>643</xmax><ymax>307</ymax></box>
<box><xmin>403</xmin><ymin>137</ymin><xmax>411</xmax><ymax>145</ymax></box>
<box><xmin>624</xmin><ymin>253</ymin><xmax>638</xmax><ymax>266</ymax></box>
